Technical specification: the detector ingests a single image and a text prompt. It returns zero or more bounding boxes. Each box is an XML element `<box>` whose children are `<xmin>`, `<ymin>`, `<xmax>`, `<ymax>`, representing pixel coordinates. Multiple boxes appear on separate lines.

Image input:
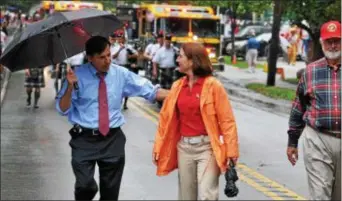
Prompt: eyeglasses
<box><xmin>324</xmin><ymin>38</ymin><xmax>341</xmax><ymax>45</ymax></box>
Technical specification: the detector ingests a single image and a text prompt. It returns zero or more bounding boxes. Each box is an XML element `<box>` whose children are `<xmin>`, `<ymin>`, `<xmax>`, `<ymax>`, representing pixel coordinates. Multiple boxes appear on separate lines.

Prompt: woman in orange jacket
<box><xmin>152</xmin><ymin>43</ymin><xmax>239</xmax><ymax>200</ymax></box>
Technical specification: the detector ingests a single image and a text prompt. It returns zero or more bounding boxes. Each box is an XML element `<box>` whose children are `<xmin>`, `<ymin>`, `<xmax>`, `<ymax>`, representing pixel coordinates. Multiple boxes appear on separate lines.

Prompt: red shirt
<box><xmin>177</xmin><ymin>77</ymin><xmax>207</xmax><ymax>137</ymax></box>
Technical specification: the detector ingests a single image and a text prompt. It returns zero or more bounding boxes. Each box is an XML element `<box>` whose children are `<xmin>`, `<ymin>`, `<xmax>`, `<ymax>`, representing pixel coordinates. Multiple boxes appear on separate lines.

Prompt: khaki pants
<box><xmin>287</xmin><ymin>44</ymin><xmax>297</xmax><ymax>65</ymax></box>
<box><xmin>246</xmin><ymin>49</ymin><xmax>258</xmax><ymax>68</ymax></box>
<box><xmin>303</xmin><ymin>126</ymin><xmax>341</xmax><ymax>200</ymax></box>
<box><xmin>177</xmin><ymin>140</ymin><xmax>220</xmax><ymax>200</ymax></box>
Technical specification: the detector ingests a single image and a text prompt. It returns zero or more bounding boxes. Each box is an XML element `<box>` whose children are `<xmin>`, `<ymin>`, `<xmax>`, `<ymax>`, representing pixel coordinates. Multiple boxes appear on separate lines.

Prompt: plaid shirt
<box><xmin>288</xmin><ymin>58</ymin><xmax>341</xmax><ymax>147</ymax></box>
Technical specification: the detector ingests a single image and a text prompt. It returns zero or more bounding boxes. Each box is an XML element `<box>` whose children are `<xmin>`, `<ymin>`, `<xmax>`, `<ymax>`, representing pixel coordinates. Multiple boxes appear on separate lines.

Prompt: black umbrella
<box><xmin>0</xmin><ymin>8</ymin><xmax>123</xmax><ymax>72</ymax></box>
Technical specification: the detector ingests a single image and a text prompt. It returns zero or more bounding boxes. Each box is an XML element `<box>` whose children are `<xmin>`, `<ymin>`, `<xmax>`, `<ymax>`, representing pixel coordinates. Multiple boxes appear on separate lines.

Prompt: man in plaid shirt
<box><xmin>287</xmin><ymin>21</ymin><xmax>341</xmax><ymax>200</ymax></box>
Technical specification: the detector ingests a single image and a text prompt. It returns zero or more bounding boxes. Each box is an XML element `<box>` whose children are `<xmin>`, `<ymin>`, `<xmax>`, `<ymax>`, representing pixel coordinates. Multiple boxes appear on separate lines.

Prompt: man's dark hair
<box><xmin>85</xmin><ymin>36</ymin><xmax>110</xmax><ymax>56</ymax></box>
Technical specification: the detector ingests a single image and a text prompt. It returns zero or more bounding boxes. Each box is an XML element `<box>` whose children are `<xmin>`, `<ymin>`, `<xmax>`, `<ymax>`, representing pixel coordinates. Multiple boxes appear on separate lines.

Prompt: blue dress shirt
<box><xmin>56</xmin><ymin>63</ymin><xmax>159</xmax><ymax>129</ymax></box>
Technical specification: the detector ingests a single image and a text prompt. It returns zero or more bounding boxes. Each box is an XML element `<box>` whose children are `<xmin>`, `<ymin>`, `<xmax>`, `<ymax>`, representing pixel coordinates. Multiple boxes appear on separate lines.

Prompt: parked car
<box><xmin>222</xmin><ymin>25</ymin><xmax>272</xmax><ymax>55</ymax></box>
<box><xmin>225</xmin><ymin>32</ymin><xmax>290</xmax><ymax>60</ymax></box>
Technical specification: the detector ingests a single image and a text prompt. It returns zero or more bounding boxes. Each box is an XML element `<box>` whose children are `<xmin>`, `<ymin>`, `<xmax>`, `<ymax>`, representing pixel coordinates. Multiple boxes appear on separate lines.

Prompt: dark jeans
<box><xmin>69</xmin><ymin>127</ymin><xmax>126</xmax><ymax>200</ymax></box>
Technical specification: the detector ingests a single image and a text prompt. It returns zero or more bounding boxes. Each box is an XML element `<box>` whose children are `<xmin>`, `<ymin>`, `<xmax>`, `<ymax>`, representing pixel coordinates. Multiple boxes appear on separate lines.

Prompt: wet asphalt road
<box><xmin>1</xmin><ymin>70</ymin><xmax>309</xmax><ymax>200</ymax></box>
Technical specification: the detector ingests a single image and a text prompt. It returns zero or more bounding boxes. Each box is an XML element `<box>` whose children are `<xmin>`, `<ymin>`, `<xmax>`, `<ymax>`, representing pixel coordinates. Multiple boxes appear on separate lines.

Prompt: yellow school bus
<box><xmin>137</xmin><ymin>3</ymin><xmax>224</xmax><ymax>71</ymax></box>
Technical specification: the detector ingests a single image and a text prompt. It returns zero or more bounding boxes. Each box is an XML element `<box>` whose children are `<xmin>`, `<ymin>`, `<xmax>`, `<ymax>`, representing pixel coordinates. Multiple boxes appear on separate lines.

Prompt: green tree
<box><xmin>191</xmin><ymin>0</ymin><xmax>272</xmax><ymax>15</ymax></box>
<box><xmin>1</xmin><ymin>0</ymin><xmax>41</xmax><ymax>12</ymax></box>
<box><xmin>264</xmin><ymin>0</ymin><xmax>340</xmax><ymax>86</ymax></box>
<box><xmin>283</xmin><ymin>0</ymin><xmax>341</xmax><ymax>62</ymax></box>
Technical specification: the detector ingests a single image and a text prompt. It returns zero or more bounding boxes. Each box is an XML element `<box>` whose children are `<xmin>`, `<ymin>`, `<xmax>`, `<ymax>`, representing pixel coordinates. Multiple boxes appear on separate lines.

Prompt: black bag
<box><xmin>224</xmin><ymin>160</ymin><xmax>239</xmax><ymax>197</ymax></box>
<box><xmin>29</xmin><ymin>68</ymin><xmax>39</xmax><ymax>79</ymax></box>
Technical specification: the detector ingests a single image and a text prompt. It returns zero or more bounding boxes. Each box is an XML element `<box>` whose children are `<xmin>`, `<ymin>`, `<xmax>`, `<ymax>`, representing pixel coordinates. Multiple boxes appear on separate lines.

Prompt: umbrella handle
<box><xmin>66</xmin><ymin>65</ymin><xmax>79</xmax><ymax>90</ymax></box>
<box><xmin>73</xmin><ymin>82</ymin><xmax>79</xmax><ymax>90</ymax></box>
<box><xmin>56</xmin><ymin>31</ymin><xmax>79</xmax><ymax>90</ymax></box>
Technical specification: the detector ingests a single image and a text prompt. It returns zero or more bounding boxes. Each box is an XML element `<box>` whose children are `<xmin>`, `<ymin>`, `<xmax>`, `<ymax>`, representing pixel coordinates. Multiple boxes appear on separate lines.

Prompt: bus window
<box><xmin>160</xmin><ymin>18</ymin><xmax>189</xmax><ymax>36</ymax></box>
<box><xmin>191</xmin><ymin>19</ymin><xmax>220</xmax><ymax>38</ymax></box>
<box><xmin>155</xmin><ymin>18</ymin><xmax>165</xmax><ymax>34</ymax></box>
<box><xmin>158</xmin><ymin>18</ymin><xmax>166</xmax><ymax>34</ymax></box>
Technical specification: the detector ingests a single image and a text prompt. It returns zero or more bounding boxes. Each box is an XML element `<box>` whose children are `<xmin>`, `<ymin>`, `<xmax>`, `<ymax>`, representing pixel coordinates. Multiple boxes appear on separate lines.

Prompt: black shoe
<box><xmin>33</xmin><ymin>105</ymin><xmax>39</xmax><ymax>109</ymax></box>
<box><xmin>123</xmin><ymin>105</ymin><xmax>128</xmax><ymax>110</ymax></box>
<box><xmin>26</xmin><ymin>99</ymin><xmax>31</xmax><ymax>107</ymax></box>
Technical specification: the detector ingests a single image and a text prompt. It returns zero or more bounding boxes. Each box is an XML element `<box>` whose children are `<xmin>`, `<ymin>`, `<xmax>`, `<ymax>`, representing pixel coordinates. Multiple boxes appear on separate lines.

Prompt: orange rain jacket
<box><xmin>153</xmin><ymin>76</ymin><xmax>239</xmax><ymax>176</ymax></box>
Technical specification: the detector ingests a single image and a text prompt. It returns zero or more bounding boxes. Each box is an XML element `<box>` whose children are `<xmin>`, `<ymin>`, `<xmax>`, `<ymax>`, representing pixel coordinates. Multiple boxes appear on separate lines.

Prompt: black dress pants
<box><xmin>69</xmin><ymin>127</ymin><xmax>126</xmax><ymax>200</ymax></box>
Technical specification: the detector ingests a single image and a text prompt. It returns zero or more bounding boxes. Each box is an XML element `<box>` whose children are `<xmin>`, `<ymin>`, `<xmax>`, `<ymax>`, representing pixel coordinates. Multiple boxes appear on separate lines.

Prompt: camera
<box><xmin>224</xmin><ymin>161</ymin><xmax>239</xmax><ymax>197</ymax></box>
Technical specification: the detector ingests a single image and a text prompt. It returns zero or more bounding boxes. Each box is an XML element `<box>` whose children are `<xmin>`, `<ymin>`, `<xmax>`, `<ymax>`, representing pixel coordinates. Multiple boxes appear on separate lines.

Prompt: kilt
<box><xmin>24</xmin><ymin>68</ymin><xmax>45</xmax><ymax>88</ymax></box>
<box><xmin>157</xmin><ymin>67</ymin><xmax>177</xmax><ymax>89</ymax></box>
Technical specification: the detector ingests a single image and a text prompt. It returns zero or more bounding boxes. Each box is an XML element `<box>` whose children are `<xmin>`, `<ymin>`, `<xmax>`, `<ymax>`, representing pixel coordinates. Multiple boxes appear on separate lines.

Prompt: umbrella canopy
<box><xmin>0</xmin><ymin>8</ymin><xmax>123</xmax><ymax>71</ymax></box>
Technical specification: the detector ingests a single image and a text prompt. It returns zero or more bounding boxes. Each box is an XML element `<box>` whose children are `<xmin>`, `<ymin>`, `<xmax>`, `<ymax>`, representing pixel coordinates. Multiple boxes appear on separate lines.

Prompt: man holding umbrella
<box><xmin>56</xmin><ymin>35</ymin><xmax>169</xmax><ymax>200</ymax></box>
<box><xmin>0</xmin><ymin>8</ymin><xmax>164</xmax><ymax>200</ymax></box>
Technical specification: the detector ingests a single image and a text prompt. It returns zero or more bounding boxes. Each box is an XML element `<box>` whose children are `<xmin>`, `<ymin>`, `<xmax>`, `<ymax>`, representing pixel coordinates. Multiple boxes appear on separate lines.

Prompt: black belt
<box><xmin>320</xmin><ymin>129</ymin><xmax>341</xmax><ymax>139</ymax></box>
<box><xmin>70</xmin><ymin>124</ymin><xmax>121</xmax><ymax>138</ymax></box>
<box><xmin>310</xmin><ymin>125</ymin><xmax>341</xmax><ymax>139</ymax></box>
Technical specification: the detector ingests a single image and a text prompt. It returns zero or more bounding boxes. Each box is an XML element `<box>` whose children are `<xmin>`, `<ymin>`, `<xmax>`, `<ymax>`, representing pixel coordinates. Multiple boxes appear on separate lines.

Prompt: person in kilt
<box><xmin>144</xmin><ymin>33</ymin><xmax>164</xmax><ymax>80</ymax></box>
<box><xmin>152</xmin><ymin>34</ymin><xmax>179</xmax><ymax>108</ymax></box>
<box><xmin>24</xmin><ymin>67</ymin><xmax>45</xmax><ymax>108</ymax></box>
<box><xmin>152</xmin><ymin>34</ymin><xmax>179</xmax><ymax>89</ymax></box>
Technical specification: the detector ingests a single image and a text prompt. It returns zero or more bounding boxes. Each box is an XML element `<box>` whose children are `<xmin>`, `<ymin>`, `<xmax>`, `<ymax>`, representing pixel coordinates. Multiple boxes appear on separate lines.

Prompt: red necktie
<box><xmin>98</xmin><ymin>73</ymin><xmax>109</xmax><ymax>136</ymax></box>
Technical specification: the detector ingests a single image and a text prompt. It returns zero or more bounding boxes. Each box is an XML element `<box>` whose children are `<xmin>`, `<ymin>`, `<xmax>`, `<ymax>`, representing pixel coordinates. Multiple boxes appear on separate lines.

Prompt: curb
<box><xmin>1</xmin><ymin>68</ymin><xmax>11</xmax><ymax>106</ymax></box>
<box><xmin>217</xmin><ymin>74</ymin><xmax>292</xmax><ymax>115</ymax></box>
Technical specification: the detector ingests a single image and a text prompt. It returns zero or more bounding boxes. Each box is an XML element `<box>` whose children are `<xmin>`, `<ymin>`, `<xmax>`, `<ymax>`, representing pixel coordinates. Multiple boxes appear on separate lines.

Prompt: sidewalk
<box><xmin>265</xmin><ymin>60</ymin><xmax>307</xmax><ymax>80</ymax></box>
<box><xmin>1</xmin><ymin>27</ymin><xmax>19</xmax><ymax>106</ymax></box>
<box><xmin>217</xmin><ymin>60</ymin><xmax>306</xmax><ymax>114</ymax></box>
